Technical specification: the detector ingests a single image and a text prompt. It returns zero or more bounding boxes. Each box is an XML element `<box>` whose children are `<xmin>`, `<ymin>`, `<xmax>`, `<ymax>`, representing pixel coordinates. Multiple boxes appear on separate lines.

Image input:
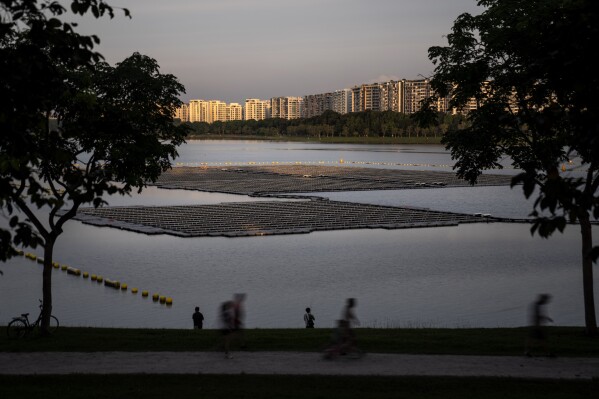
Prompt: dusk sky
<box><xmin>76</xmin><ymin>0</ymin><xmax>483</xmax><ymax>103</ymax></box>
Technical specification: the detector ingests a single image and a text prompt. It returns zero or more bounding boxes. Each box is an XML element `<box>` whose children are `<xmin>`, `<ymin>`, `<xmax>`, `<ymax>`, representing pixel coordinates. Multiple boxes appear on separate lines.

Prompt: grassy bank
<box><xmin>1</xmin><ymin>375</ymin><xmax>596</xmax><ymax>399</ymax></box>
<box><xmin>186</xmin><ymin>134</ymin><xmax>443</xmax><ymax>145</ymax></box>
<box><xmin>2</xmin><ymin>327</ymin><xmax>597</xmax><ymax>398</ymax></box>
<box><xmin>2</xmin><ymin>326</ymin><xmax>597</xmax><ymax>357</ymax></box>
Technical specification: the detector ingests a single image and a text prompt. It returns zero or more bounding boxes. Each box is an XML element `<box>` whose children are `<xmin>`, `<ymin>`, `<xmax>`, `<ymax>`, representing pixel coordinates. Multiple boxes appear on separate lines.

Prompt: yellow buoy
<box><xmin>61</xmin><ymin>265</ymin><xmax>68</xmax><ymax>271</ymax></box>
<box><xmin>66</xmin><ymin>267</ymin><xmax>81</xmax><ymax>276</ymax></box>
<box><xmin>91</xmin><ymin>274</ymin><xmax>97</xmax><ymax>281</ymax></box>
<box><xmin>96</xmin><ymin>276</ymin><xmax>103</xmax><ymax>283</ymax></box>
<box><xmin>82</xmin><ymin>272</ymin><xmax>89</xmax><ymax>278</ymax></box>
<box><xmin>104</xmin><ymin>279</ymin><xmax>120</xmax><ymax>289</ymax></box>
<box><xmin>121</xmin><ymin>283</ymin><xmax>128</xmax><ymax>291</ymax></box>
<box><xmin>52</xmin><ymin>262</ymin><xmax>60</xmax><ymax>268</ymax></box>
<box><xmin>142</xmin><ymin>290</ymin><xmax>148</xmax><ymax>297</ymax></box>
<box><xmin>159</xmin><ymin>296</ymin><xmax>166</xmax><ymax>304</ymax></box>
<box><xmin>131</xmin><ymin>288</ymin><xmax>138</xmax><ymax>294</ymax></box>
<box><xmin>152</xmin><ymin>294</ymin><xmax>159</xmax><ymax>301</ymax></box>
<box><xmin>165</xmin><ymin>297</ymin><xmax>173</xmax><ymax>306</ymax></box>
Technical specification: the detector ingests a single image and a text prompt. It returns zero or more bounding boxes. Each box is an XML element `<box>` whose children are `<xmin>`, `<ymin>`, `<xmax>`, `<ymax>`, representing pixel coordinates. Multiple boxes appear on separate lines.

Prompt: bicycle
<box><xmin>7</xmin><ymin>300</ymin><xmax>59</xmax><ymax>338</ymax></box>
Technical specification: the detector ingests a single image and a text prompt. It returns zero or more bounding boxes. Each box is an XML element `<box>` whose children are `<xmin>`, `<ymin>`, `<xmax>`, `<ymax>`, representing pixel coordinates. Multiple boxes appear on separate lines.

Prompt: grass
<box><xmin>0</xmin><ymin>375</ymin><xmax>597</xmax><ymax>399</ymax></box>
<box><xmin>1</xmin><ymin>326</ymin><xmax>597</xmax><ymax>357</ymax></box>
<box><xmin>2</xmin><ymin>327</ymin><xmax>597</xmax><ymax>398</ymax></box>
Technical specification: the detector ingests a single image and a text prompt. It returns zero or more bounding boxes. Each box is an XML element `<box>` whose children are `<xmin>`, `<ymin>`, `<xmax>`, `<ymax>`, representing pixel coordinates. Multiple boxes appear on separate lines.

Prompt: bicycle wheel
<box><xmin>7</xmin><ymin>319</ymin><xmax>28</xmax><ymax>339</ymax></box>
<box><xmin>47</xmin><ymin>315</ymin><xmax>59</xmax><ymax>334</ymax></box>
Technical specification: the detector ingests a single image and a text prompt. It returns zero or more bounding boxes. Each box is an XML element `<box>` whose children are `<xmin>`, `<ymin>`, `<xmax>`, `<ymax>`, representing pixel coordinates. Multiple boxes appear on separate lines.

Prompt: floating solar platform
<box><xmin>73</xmin><ymin>199</ymin><xmax>495</xmax><ymax>238</ymax></box>
<box><xmin>152</xmin><ymin>165</ymin><xmax>512</xmax><ymax>195</ymax></box>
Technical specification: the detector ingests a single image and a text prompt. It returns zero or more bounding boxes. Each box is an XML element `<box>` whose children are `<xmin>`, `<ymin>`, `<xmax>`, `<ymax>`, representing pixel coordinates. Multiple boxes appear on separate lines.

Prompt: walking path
<box><xmin>1</xmin><ymin>351</ymin><xmax>597</xmax><ymax>380</ymax></box>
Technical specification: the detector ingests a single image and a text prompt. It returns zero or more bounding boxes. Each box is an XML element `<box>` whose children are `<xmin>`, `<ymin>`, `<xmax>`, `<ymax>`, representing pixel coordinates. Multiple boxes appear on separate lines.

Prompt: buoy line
<box><xmin>16</xmin><ymin>250</ymin><xmax>173</xmax><ymax>307</ymax></box>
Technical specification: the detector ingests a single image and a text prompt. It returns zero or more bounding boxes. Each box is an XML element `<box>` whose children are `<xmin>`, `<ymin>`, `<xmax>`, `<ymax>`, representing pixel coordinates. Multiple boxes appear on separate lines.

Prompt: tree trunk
<box><xmin>579</xmin><ymin>210</ymin><xmax>598</xmax><ymax>336</ymax></box>
<box><xmin>40</xmin><ymin>237</ymin><xmax>55</xmax><ymax>336</ymax></box>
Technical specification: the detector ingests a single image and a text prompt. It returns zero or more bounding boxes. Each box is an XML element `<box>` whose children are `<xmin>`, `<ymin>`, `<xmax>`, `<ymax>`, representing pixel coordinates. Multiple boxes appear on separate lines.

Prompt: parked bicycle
<box><xmin>7</xmin><ymin>300</ymin><xmax>59</xmax><ymax>338</ymax></box>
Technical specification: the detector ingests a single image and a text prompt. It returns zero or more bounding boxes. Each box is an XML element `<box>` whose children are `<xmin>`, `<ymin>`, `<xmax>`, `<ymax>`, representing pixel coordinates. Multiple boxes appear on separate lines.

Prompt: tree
<box><xmin>420</xmin><ymin>0</ymin><xmax>598</xmax><ymax>335</ymax></box>
<box><xmin>1</xmin><ymin>1</ymin><xmax>188</xmax><ymax>333</ymax></box>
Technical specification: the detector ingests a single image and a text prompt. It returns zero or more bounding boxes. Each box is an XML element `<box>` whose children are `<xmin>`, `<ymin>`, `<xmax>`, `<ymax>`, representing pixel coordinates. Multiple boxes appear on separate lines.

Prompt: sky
<box><xmin>75</xmin><ymin>0</ymin><xmax>483</xmax><ymax>103</ymax></box>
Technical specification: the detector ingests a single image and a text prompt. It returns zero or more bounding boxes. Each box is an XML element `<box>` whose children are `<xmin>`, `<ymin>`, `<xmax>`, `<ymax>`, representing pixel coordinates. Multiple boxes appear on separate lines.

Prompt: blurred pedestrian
<box><xmin>220</xmin><ymin>301</ymin><xmax>234</xmax><ymax>359</ymax></box>
<box><xmin>525</xmin><ymin>294</ymin><xmax>554</xmax><ymax>357</ymax></box>
<box><xmin>304</xmin><ymin>307</ymin><xmax>315</xmax><ymax>328</ymax></box>
<box><xmin>192</xmin><ymin>306</ymin><xmax>204</xmax><ymax>329</ymax></box>
<box><xmin>232</xmin><ymin>293</ymin><xmax>247</xmax><ymax>349</ymax></box>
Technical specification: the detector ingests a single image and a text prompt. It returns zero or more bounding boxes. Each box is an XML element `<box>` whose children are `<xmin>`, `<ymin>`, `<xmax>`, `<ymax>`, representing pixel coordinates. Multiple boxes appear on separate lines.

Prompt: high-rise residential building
<box><xmin>209</xmin><ymin>100</ymin><xmax>227</xmax><ymax>123</ymax></box>
<box><xmin>189</xmin><ymin>99</ymin><xmax>210</xmax><ymax>122</ymax></box>
<box><xmin>303</xmin><ymin>92</ymin><xmax>334</xmax><ymax>118</ymax></box>
<box><xmin>227</xmin><ymin>103</ymin><xmax>243</xmax><ymax>121</ymax></box>
<box><xmin>402</xmin><ymin>79</ymin><xmax>432</xmax><ymax>114</ymax></box>
<box><xmin>331</xmin><ymin>89</ymin><xmax>352</xmax><ymax>114</ymax></box>
<box><xmin>244</xmin><ymin>98</ymin><xmax>270</xmax><ymax>121</ymax></box>
<box><xmin>174</xmin><ymin>103</ymin><xmax>189</xmax><ymax>122</ymax></box>
<box><xmin>270</xmin><ymin>97</ymin><xmax>303</xmax><ymax>120</ymax></box>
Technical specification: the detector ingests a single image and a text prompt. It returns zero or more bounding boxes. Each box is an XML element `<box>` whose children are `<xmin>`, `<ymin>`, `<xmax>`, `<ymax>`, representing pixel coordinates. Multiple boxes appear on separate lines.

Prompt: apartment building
<box><xmin>302</xmin><ymin>92</ymin><xmax>334</xmax><ymax>118</ymax></box>
<box><xmin>174</xmin><ymin>103</ymin><xmax>189</xmax><ymax>122</ymax></box>
<box><xmin>270</xmin><ymin>97</ymin><xmax>303</xmax><ymax>120</ymax></box>
<box><xmin>244</xmin><ymin>98</ymin><xmax>270</xmax><ymax>121</ymax></box>
<box><xmin>331</xmin><ymin>89</ymin><xmax>352</xmax><ymax>114</ymax></box>
<box><xmin>189</xmin><ymin>99</ymin><xmax>210</xmax><ymax>123</ymax></box>
<box><xmin>227</xmin><ymin>103</ymin><xmax>243</xmax><ymax>121</ymax></box>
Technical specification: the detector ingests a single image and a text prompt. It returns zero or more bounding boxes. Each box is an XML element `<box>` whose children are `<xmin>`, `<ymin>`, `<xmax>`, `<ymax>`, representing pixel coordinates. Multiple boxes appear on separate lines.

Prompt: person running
<box><xmin>192</xmin><ymin>306</ymin><xmax>204</xmax><ymax>329</ymax></box>
<box><xmin>304</xmin><ymin>307</ymin><xmax>315</xmax><ymax>328</ymax></box>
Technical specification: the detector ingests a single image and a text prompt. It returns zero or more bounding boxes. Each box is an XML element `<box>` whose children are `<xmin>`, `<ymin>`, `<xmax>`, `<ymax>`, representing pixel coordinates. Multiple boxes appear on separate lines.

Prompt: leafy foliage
<box><xmin>1</xmin><ymin>1</ymin><xmax>187</xmax><ymax>331</ymax></box>
<box><xmin>419</xmin><ymin>0</ymin><xmax>598</xmax><ymax>334</ymax></box>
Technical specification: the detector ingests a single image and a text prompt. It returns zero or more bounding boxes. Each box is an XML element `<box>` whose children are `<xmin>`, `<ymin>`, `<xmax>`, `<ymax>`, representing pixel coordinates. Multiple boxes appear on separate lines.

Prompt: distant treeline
<box><xmin>180</xmin><ymin>110</ymin><xmax>466</xmax><ymax>139</ymax></box>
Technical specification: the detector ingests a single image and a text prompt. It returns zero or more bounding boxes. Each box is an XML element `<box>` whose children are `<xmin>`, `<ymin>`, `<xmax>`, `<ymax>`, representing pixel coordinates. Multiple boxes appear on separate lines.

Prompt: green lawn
<box><xmin>2</xmin><ymin>327</ymin><xmax>597</xmax><ymax>398</ymax></box>
<box><xmin>2</xmin><ymin>326</ymin><xmax>597</xmax><ymax>357</ymax></box>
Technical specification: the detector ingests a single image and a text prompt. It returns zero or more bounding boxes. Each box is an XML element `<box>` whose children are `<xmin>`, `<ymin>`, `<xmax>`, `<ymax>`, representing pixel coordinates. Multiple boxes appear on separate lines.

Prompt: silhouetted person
<box><xmin>304</xmin><ymin>307</ymin><xmax>315</xmax><ymax>328</ymax></box>
<box><xmin>525</xmin><ymin>294</ymin><xmax>554</xmax><ymax>357</ymax></box>
<box><xmin>220</xmin><ymin>301</ymin><xmax>234</xmax><ymax>359</ymax></box>
<box><xmin>192</xmin><ymin>306</ymin><xmax>204</xmax><ymax>329</ymax></box>
<box><xmin>340</xmin><ymin>298</ymin><xmax>360</xmax><ymax>356</ymax></box>
<box><xmin>232</xmin><ymin>293</ymin><xmax>247</xmax><ymax>348</ymax></box>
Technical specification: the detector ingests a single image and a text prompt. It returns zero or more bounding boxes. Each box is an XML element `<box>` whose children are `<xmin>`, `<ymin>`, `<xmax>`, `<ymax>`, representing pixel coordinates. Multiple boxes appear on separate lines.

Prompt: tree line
<box><xmin>181</xmin><ymin>110</ymin><xmax>466</xmax><ymax>139</ymax></box>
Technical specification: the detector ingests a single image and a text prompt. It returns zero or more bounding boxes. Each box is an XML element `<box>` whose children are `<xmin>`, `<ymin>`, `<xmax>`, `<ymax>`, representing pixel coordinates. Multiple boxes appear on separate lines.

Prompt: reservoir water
<box><xmin>0</xmin><ymin>141</ymin><xmax>595</xmax><ymax>329</ymax></box>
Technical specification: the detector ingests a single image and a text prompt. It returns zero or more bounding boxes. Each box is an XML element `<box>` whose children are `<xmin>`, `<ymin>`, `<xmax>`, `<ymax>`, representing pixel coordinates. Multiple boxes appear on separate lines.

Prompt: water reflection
<box><xmin>0</xmin><ymin>141</ymin><xmax>593</xmax><ymax>329</ymax></box>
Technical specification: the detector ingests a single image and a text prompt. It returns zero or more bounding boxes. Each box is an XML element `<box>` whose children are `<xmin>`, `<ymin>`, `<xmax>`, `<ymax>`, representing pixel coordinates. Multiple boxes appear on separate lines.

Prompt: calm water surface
<box><xmin>0</xmin><ymin>141</ymin><xmax>595</xmax><ymax>329</ymax></box>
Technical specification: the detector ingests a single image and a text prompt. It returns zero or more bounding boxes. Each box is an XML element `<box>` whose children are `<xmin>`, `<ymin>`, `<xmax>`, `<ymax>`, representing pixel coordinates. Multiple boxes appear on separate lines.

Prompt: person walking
<box><xmin>525</xmin><ymin>294</ymin><xmax>554</xmax><ymax>357</ymax></box>
<box><xmin>220</xmin><ymin>301</ymin><xmax>234</xmax><ymax>359</ymax></box>
<box><xmin>232</xmin><ymin>293</ymin><xmax>247</xmax><ymax>349</ymax></box>
<box><xmin>192</xmin><ymin>306</ymin><xmax>204</xmax><ymax>329</ymax></box>
<box><xmin>304</xmin><ymin>307</ymin><xmax>315</xmax><ymax>328</ymax></box>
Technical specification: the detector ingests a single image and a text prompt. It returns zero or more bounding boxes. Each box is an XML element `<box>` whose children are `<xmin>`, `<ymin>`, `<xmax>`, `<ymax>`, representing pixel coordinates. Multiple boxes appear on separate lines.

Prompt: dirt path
<box><xmin>1</xmin><ymin>351</ymin><xmax>597</xmax><ymax>379</ymax></box>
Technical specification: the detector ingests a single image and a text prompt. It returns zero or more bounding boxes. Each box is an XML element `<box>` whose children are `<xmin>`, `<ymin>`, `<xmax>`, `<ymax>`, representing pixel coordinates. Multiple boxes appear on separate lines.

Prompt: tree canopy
<box><xmin>1</xmin><ymin>1</ymin><xmax>188</xmax><ymax>332</ymax></box>
<box><xmin>420</xmin><ymin>0</ymin><xmax>598</xmax><ymax>335</ymax></box>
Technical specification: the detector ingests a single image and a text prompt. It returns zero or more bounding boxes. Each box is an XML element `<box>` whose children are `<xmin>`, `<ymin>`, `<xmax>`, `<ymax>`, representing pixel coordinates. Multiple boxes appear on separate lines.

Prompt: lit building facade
<box><xmin>270</xmin><ymin>97</ymin><xmax>303</xmax><ymax>120</ymax></box>
<box><xmin>227</xmin><ymin>103</ymin><xmax>243</xmax><ymax>121</ymax></box>
<box><xmin>174</xmin><ymin>103</ymin><xmax>189</xmax><ymax>122</ymax></box>
<box><xmin>244</xmin><ymin>98</ymin><xmax>270</xmax><ymax>121</ymax></box>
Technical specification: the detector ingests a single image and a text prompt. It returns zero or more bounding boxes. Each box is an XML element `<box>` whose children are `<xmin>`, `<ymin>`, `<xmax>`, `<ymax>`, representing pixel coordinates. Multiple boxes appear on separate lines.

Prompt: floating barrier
<box><xmin>14</xmin><ymin>252</ymin><xmax>173</xmax><ymax>306</ymax></box>
<box><xmin>104</xmin><ymin>279</ymin><xmax>120</xmax><ymax>289</ymax></box>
